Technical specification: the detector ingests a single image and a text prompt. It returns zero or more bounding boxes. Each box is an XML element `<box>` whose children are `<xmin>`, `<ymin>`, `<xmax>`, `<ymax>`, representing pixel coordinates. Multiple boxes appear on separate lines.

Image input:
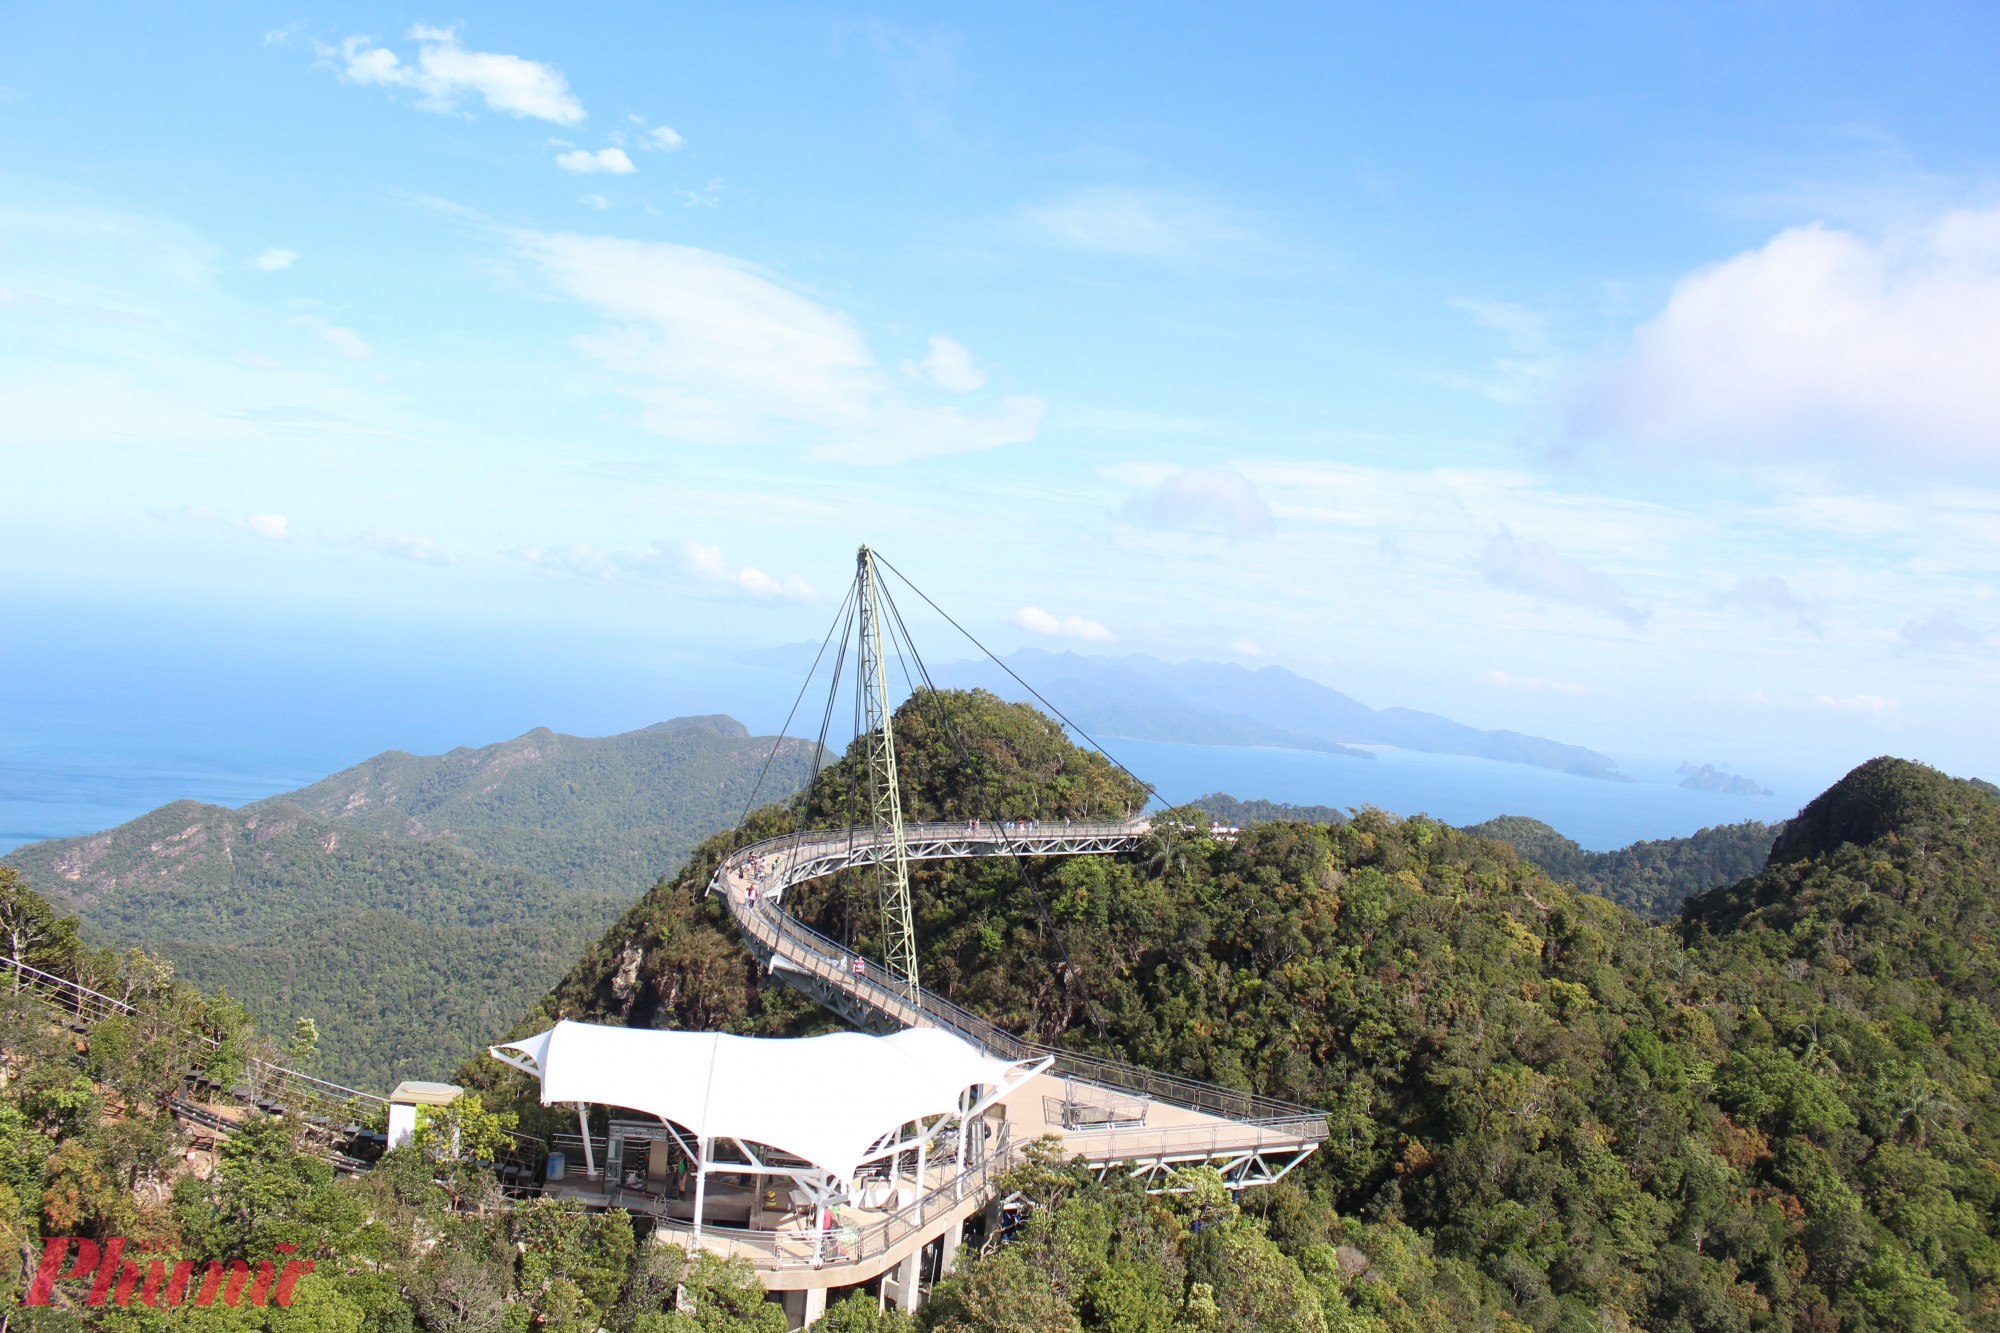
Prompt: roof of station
<box><xmin>491</xmin><ymin>1021</ymin><xmax>1033</xmax><ymax>1183</ymax></box>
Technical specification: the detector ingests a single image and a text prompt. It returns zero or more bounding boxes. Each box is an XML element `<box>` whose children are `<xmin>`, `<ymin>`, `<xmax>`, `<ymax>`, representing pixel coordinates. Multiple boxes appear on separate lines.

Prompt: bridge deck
<box><xmin>695</xmin><ymin>817</ymin><xmax>1327</xmax><ymax>1298</ymax></box>
<box><xmin>538</xmin><ymin>1064</ymin><xmax>1313</xmax><ymax>1290</ymax></box>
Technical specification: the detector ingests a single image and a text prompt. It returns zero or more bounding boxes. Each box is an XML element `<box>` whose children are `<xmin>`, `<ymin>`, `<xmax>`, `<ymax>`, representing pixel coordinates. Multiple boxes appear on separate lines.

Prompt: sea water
<box><xmin>0</xmin><ymin>619</ymin><xmax>1847</xmax><ymax>856</ymax></box>
<box><xmin>3</xmin><ymin>725</ymin><xmax>1834</xmax><ymax>857</ymax></box>
<box><xmin>1114</xmin><ymin>739</ymin><xmax>1839</xmax><ymax>851</ymax></box>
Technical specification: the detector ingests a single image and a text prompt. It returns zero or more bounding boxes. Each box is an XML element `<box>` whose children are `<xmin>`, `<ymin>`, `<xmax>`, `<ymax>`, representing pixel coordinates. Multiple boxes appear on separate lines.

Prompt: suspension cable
<box><xmin>873</xmin><ymin>570</ymin><xmax>1111</xmax><ymax>1040</ymax></box>
<box><xmin>736</xmin><ymin>581</ymin><xmax>858</xmax><ymax>835</ymax></box>
<box><xmin>872</xmin><ymin>553</ymin><xmax>1155</xmax><ymax>804</ymax></box>
<box><xmin>743</xmin><ymin>548</ymin><xmax>1145</xmax><ymax>1042</ymax></box>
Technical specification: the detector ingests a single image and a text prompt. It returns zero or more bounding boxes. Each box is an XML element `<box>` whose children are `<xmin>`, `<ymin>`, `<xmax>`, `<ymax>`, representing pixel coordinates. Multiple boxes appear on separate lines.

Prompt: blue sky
<box><xmin>4</xmin><ymin>2</ymin><xmax>1999</xmax><ymax>786</ymax></box>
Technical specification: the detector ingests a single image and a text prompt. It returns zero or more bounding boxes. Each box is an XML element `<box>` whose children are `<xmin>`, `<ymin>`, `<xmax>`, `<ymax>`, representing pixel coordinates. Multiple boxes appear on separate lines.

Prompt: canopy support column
<box><xmin>575</xmin><ymin>1103</ymin><xmax>596</xmax><ymax>1178</ymax></box>
<box><xmin>691</xmin><ymin>1136</ymin><xmax>711</xmax><ymax>1250</ymax></box>
<box><xmin>954</xmin><ymin>1089</ymin><xmax>970</xmax><ymax>1200</ymax></box>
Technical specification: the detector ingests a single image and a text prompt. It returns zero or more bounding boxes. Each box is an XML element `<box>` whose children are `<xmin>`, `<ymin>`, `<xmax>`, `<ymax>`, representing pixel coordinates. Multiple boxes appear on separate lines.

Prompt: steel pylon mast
<box><xmin>855</xmin><ymin>544</ymin><xmax>921</xmax><ymax>1003</ymax></box>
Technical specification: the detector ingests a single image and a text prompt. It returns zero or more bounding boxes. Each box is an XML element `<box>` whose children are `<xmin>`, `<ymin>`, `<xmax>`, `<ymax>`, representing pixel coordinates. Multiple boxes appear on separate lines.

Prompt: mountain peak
<box><xmin>1768</xmin><ymin>755</ymin><xmax>1991</xmax><ymax>866</ymax></box>
<box><xmin>646</xmin><ymin>714</ymin><xmax>750</xmax><ymax>738</ymax></box>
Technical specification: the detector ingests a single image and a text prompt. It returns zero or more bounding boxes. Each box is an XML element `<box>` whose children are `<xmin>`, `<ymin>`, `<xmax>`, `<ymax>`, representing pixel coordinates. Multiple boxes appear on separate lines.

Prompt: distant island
<box><xmin>1191</xmin><ymin>791</ymin><xmax>1350</xmax><ymax>827</ymax></box>
<box><xmin>948</xmin><ymin>652</ymin><xmax>1636</xmax><ymax>779</ymax></box>
<box><xmin>739</xmin><ymin>645</ymin><xmax>1633</xmax><ymax>781</ymax></box>
<box><xmin>1677</xmin><ymin>761</ymin><xmax>1773</xmax><ymax>795</ymax></box>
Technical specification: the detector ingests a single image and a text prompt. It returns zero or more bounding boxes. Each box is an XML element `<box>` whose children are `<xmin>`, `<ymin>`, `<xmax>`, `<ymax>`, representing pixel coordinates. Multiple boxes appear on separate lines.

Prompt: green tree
<box><xmin>0</xmin><ymin>865</ymin><xmax>80</xmax><ymax>983</ymax></box>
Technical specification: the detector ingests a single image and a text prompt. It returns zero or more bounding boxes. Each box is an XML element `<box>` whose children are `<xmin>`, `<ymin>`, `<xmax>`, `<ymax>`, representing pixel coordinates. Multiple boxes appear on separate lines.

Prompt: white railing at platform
<box><xmin>644</xmin><ymin>1120</ymin><xmax>1016</xmax><ymax>1273</ymax></box>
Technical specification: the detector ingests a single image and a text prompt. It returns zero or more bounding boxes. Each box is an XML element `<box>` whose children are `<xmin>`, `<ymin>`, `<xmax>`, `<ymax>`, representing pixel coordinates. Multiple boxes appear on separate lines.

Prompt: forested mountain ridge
<box><xmin>0</xmin><ymin>714</ymin><xmax>822</xmax><ymax>1090</ymax></box>
<box><xmin>4</xmin><ymin>797</ymin><xmax>574</xmax><ymax>940</ymax></box>
<box><xmin>1464</xmin><ymin>813</ymin><xmax>1781</xmax><ymax>917</ymax></box>
<box><xmin>472</xmin><ymin>702</ymin><xmax>2000</xmax><ymax>1331</ymax></box>
<box><xmin>491</xmin><ymin>690</ymin><xmax>1148</xmax><ymax>1041</ymax></box>
<box><xmin>158</xmin><ymin>901</ymin><xmax>625</xmax><ymax>1091</ymax></box>
<box><xmin>1192</xmin><ymin>791</ymin><xmax>1350</xmax><ymax>828</ymax></box>
<box><xmin>1188</xmin><ymin>799</ymin><xmax>1776</xmax><ymax>919</ymax></box>
<box><xmin>256</xmin><ymin>714</ymin><xmax>821</xmax><ymax>897</ymax></box>
<box><xmin>1</xmin><ymin>797</ymin><xmax>621</xmax><ymax>1087</ymax></box>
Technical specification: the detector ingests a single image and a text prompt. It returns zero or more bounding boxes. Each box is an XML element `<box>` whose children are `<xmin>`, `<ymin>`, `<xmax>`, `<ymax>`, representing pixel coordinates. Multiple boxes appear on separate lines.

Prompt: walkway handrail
<box><xmin>0</xmin><ymin>953</ymin><xmax>387</xmax><ymax>1112</ymax></box>
<box><xmin>652</xmin><ymin>1120</ymin><xmax>1018</xmax><ymax>1271</ymax></box>
<box><xmin>711</xmin><ymin>822</ymin><xmax>1328</xmax><ymax>1136</ymax></box>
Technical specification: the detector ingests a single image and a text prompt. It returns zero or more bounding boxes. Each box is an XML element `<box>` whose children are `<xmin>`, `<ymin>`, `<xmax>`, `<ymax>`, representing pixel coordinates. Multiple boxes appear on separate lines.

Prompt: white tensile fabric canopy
<box><xmin>492</xmin><ymin>1021</ymin><xmax>1031</xmax><ymax>1184</ymax></box>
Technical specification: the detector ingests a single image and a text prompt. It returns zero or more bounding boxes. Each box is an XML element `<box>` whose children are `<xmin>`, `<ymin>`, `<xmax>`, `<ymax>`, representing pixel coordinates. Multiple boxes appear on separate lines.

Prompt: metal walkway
<box><xmin>709</xmin><ymin>819</ymin><xmax>1328</xmax><ymax>1181</ymax></box>
<box><xmin>680</xmin><ymin>817</ymin><xmax>1326</xmax><ymax>1316</ymax></box>
<box><xmin>0</xmin><ymin>954</ymin><xmax>385</xmax><ymax>1170</ymax></box>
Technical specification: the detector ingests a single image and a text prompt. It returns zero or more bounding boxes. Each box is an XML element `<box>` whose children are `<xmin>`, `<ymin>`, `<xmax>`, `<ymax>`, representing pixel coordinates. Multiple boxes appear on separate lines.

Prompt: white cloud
<box><xmin>180</xmin><ymin>507</ymin><xmax>292</xmax><ymax>540</ymax></box>
<box><xmin>677</xmin><ymin>179</ymin><xmax>725</xmax><ymax>209</ymax></box>
<box><xmin>1450</xmin><ymin>298</ymin><xmax>1562</xmax><ymax>404</ymax></box>
<box><xmin>643</xmin><ymin>125</ymin><xmax>685</xmax><ymax>151</ymax></box>
<box><xmin>225</xmin><ymin>405</ymin><xmax>345</xmax><ymax>424</ymax></box>
<box><xmin>290</xmin><ymin>315</ymin><xmax>372</xmax><ymax>360</ymax></box>
<box><xmin>250</xmin><ymin>248</ymin><xmax>297</xmax><ymax>271</ymax></box>
<box><xmin>234</xmin><ymin>350</ymin><xmax>284</xmax><ymax>370</ymax></box>
<box><xmin>339</xmin><ymin>25</ymin><xmax>586</xmax><ymax>125</ymax></box>
<box><xmin>1012</xmin><ymin>606</ymin><xmax>1115</xmax><ymax>642</ymax></box>
<box><xmin>359</xmin><ymin>529</ymin><xmax>449</xmax><ymax>564</ymax></box>
<box><xmin>514</xmin><ymin>229</ymin><xmax>1045</xmax><ymax>463</ymax></box>
<box><xmin>1478</xmin><ymin>669</ymin><xmax>1599</xmax><ymax>696</ymax></box>
<box><xmin>1016</xmin><ymin>187</ymin><xmax>1257</xmax><ymax>262</ymax></box>
<box><xmin>510</xmin><ymin>538</ymin><xmax>811</xmax><ymax>600</ymax></box>
<box><xmin>1066</xmin><ymin>408</ymin><xmax>1209</xmax><ymax>434</ymax></box>
<box><xmin>1229</xmin><ymin>638</ymin><xmax>1267</xmax><ymax>657</ymax></box>
<box><xmin>870</xmin><ymin>22</ymin><xmax>960</xmax><ymax>138</ymax></box>
<box><xmin>683</xmin><ymin>542</ymin><xmax>812</xmax><ymax>600</ymax></box>
<box><xmin>580</xmin><ymin>194</ymin><xmax>612</xmax><ymax>210</ymax></box>
<box><xmin>1480</xmin><ymin>528</ymin><xmax>1647</xmax><ymax>628</ymax></box>
<box><xmin>510</xmin><ymin>542</ymin><xmax>612</xmax><ymax>578</ymax></box>
<box><xmin>1814</xmin><ymin>693</ymin><xmax>1900</xmax><ymax>718</ymax></box>
<box><xmin>1122</xmin><ymin>467</ymin><xmax>1275</xmax><ymax>537</ymax></box>
<box><xmin>320</xmin><ymin>326</ymin><xmax>373</xmax><ymax>360</ymax></box>
<box><xmin>556</xmin><ymin>148</ymin><xmax>636</xmax><ymax>175</ymax></box>
<box><xmin>913</xmin><ymin>336</ymin><xmax>985</xmax><ymax>392</ymax></box>
<box><xmin>1899</xmin><ymin>609</ymin><xmax>1985</xmax><ymax>650</ymax></box>
<box><xmin>1715</xmin><ymin>575</ymin><xmax>1824</xmax><ymax>636</ymax></box>
<box><xmin>1556</xmin><ymin>207</ymin><xmax>2000</xmax><ymax>469</ymax></box>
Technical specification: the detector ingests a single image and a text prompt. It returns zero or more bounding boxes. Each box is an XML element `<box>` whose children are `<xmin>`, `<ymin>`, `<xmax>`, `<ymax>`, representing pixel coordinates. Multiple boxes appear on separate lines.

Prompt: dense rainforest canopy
<box><xmin>1463</xmin><ymin>814</ymin><xmax>1779</xmax><ymax>918</ymax></box>
<box><xmin>1</xmin><ymin>715</ymin><xmax>820</xmax><ymax>1089</ymax></box>
<box><xmin>5</xmin><ymin>689</ymin><xmax>1998</xmax><ymax>1331</ymax></box>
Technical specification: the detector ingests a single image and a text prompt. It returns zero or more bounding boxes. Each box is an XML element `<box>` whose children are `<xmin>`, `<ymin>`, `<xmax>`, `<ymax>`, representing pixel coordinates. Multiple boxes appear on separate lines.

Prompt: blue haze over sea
<box><xmin>2</xmin><ymin>612</ymin><xmax>1842</xmax><ymax>855</ymax></box>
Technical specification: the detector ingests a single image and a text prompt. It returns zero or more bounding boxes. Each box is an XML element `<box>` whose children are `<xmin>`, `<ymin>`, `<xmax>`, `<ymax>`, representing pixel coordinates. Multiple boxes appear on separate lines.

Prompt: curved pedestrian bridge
<box><xmin>611</xmin><ymin>818</ymin><xmax>1336</xmax><ymax>1319</ymax></box>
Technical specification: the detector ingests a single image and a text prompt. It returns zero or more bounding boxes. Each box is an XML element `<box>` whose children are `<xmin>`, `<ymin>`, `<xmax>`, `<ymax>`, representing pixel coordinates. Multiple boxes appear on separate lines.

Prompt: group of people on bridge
<box><xmin>964</xmin><ymin>817</ymin><xmax>1068</xmax><ymax>833</ymax></box>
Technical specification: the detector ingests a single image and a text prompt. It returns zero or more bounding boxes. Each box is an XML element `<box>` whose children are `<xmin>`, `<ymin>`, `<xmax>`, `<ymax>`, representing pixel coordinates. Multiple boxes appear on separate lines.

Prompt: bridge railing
<box><xmin>738</xmin><ymin>821</ymin><xmax>1149</xmax><ymax>883</ymax></box>
<box><xmin>657</xmin><ymin>1120</ymin><xmax>1018</xmax><ymax>1272</ymax></box>
<box><xmin>716</xmin><ymin>831</ymin><xmax>1327</xmax><ymax>1138</ymax></box>
<box><xmin>0</xmin><ymin>954</ymin><xmax>386</xmax><ymax>1129</ymax></box>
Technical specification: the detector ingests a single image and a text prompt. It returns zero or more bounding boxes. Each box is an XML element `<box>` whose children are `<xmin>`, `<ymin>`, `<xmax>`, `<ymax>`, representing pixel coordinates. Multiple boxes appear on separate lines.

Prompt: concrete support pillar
<box><xmin>895</xmin><ymin>1250</ymin><xmax>922</xmax><ymax>1312</ymax></box>
<box><xmin>691</xmin><ymin>1137</ymin><xmax>710</xmax><ymax>1250</ymax></box>
<box><xmin>940</xmin><ymin>1218</ymin><xmax>964</xmax><ymax>1277</ymax></box>
<box><xmin>782</xmin><ymin>1287</ymin><xmax>827</xmax><ymax>1329</ymax></box>
<box><xmin>576</xmin><ymin>1103</ymin><xmax>596</xmax><ymax>1177</ymax></box>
